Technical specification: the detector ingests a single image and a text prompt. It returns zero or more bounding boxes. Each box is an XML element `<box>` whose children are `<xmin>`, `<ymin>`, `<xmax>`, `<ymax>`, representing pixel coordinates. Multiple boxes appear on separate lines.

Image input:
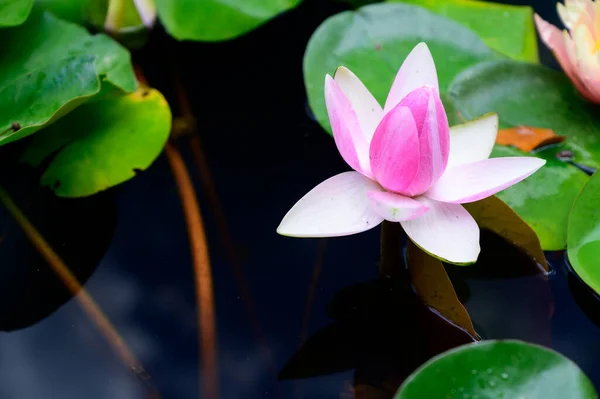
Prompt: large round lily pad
<box><xmin>303</xmin><ymin>2</ymin><xmax>500</xmax><ymax>135</ymax></box>
<box><xmin>568</xmin><ymin>171</ymin><xmax>600</xmax><ymax>296</ymax></box>
<box><xmin>155</xmin><ymin>0</ymin><xmax>302</xmax><ymax>41</ymax></box>
<box><xmin>391</xmin><ymin>0</ymin><xmax>538</xmax><ymax>62</ymax></box>
<box><xmin>394</xmin><ymin>340</ymin><xmax>597</xmax><ymax>399</ymax></box>
<box><xmin>449</xmin><ymin>60</ymin><xmax>600</xmax><ymax>169</ymax></box>
<box><xmin>449</xmin><ymin>60</ymin><xmax>596</xmax><ymax>250</ymax></box>
<box><xmin>0</xmin><ymin>0</ymin><xmax>34</xmax><ymax>27</ymax></box>
<box><xmin>490</xmin><ymin>146</ymin><xmax>588</xmax><ymax>251</ymax></box>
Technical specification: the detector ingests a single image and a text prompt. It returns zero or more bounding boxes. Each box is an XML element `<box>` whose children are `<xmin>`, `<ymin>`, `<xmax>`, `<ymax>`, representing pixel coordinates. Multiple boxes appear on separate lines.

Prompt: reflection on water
<box><xmin>1</xmin><ymin>0</ymin><xmax>599</xmax><ymax>398</ymax></box>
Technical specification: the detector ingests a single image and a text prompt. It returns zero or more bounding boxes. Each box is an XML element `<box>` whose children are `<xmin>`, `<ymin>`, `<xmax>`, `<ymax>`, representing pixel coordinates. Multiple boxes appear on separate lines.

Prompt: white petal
<box><xmin>400</xmin><ymin>197</ymin><xmax>480</xmax><ymax>265</ymax></box>
<box><xmin>325</xmin><ymin>75</ymin><xmax>372</xmax><ymax>176</ymax></box>
<box><xmin>573</xmin><ymin>24</ymin><xmax>600</xmax><ymax>80</ymax></box>
<box><xmin>367</xmin><ymin>191</ymin><xmax>430</xmax><ymax>222</ymax></box>
<box><xmin>425</xmin><ymin>157</ymin><xmax>546</xmax><ymax>204</ymax></box>
<box><xmin>133</xmin><ymin>0</ymin><xmax>157</xmax><ymax>28</ymax></box>
<box><xmin>447</xmin><ymin>113</ymin><xmax>498</xmax><ymax>168</ymax></box>
<box><xmin>383</xmin><ymin>42</ymin><xmax>439</xmax><ymax>115</ymax></box>
<box><xmin>277</xmin><ymin>172</ymin><xmax>384</xmax><ymax>237</ymax></box>
<box><xmin>334</xmin><ymin>67</ymin><xmax>383</xmax><ymax>143</ymax></box>
<box><xmin>558</xmin><ymin>1</ymin><xmax>586</xmax><ymax>30</ymax></box>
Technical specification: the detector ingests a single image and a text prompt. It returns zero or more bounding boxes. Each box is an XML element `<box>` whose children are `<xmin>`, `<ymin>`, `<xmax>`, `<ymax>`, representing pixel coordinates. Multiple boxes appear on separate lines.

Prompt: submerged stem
<box><xmin>299</xmin><ymin>239</ymin><xmax>327</xmax><ymax>344</ymax></box>
<box><xmin>164</xmin><ymin>143</ymin><xmax>219</xmax><ymax>399</ymax></box>
<box><xmin>0</xmin><ymin>186</ymin><xmax>161</xmax><ymax>399</ymax></box>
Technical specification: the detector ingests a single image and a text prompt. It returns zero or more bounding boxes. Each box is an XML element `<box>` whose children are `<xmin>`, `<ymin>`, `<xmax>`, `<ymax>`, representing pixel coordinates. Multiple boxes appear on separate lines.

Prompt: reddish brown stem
<box><xmin>169</xmin><ymin>60</ymin><xmax>278</xmax><ymax>389</ymax></box>
<box><xmin>0</xmin><ymin>186</ymin><xmax>161</xmax><ymax>399</ymax></box>
<box><xmin>164</xmin><ymin>143</ymin><xmax>219</xmax><ymax>399</ymax></box>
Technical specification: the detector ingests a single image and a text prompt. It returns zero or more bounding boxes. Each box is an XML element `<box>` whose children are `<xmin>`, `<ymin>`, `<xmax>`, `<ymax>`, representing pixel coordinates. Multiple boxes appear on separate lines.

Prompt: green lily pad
<box><xmin>391</xmin><ymin>0</ymin><xmax>538</xmax><ymax>62</ymax></box>
<box><xmin>304</xmin><ymin>2</ymin><xmax>500</xmax><ymax>135</ymax></box>
<box><xmin>568</xmin><ymin>171</ymin><xmax>600</xmax><ymax>295</ymax></box>
<box><xmin>394</xmin><ymin>340</ymin><xmax>597</xmax><ymax>399</ymax></box>
<box><xmin>0</xmin><ymin>0</ymin><xmax>34</xmax><ymax>27</ymax></box>
<box><xmin>449</xmin><ymin>60</ymin><xmax>600</xmax><ymax>169</ymax></box>
<box><xmin>0</xmin><ymin>11</ymin><xmax>137</xmax><ymax>146</ymax></box>
<box><xmin>463</xmin><ymin>195</ymin><xmax>548</xmax><ymax>271</ymax></box>
<box><xmin>488</xmin><ymin>145</ymin><xmax>588</xmax><ymax>251</ymax></box>
<box><xmin>33</xmin><ymin>0</ymin><xmax>91</xmax><ymax>24</ymax></box>
<box><xmin>21</xmin><ymin>87</ymin><xmax>171</xmax><ymax>197</ymax></box>
<box><xmin>155</xmin><ymin>0</ymin><xmax>302</xmax><ymax>41</ymax></box>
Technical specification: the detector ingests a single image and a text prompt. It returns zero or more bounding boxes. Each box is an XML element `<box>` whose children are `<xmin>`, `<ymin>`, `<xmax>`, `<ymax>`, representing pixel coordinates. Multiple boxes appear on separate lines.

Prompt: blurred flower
<box><xmin>277</xmin><ymin>43</ymin><xmax>545</xmax><ymax>264</ymax></box>
<box><xmin>105</xmin><ymin>0</ymin><xmax>157</xmax><ymax>33</ymax></box>
<box><xmin>133</xmin><ymin>0</ymin><xmax>157</xmax><ymax>29</ymax></box>
<box><xmin>535</xmin><ymin>1</ymin><xmax>600</xmax><ymax>103</ymax></box>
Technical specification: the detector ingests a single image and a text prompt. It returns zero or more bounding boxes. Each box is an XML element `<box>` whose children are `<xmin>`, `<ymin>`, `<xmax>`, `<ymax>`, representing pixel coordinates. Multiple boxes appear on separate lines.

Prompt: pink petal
<box><xmin>334</xmin><ymin>67</ymin><xmax>383</xmax><ymax>143</ymax></box>
<box><xmin>447</xmin><ymin>113</ymin><xmax>498</xmax><ymax>168</ymax></box>
<box><xmin>277</xmin><ymin>172</ymin><xmax>383</xmax><ymax>237</ymax></box>
<box><xmin>133</xmin><ymin>0</ymin><xmax>157</xmax><ymax>28</ymax></box>
<box><xmin>367</xmin><ymin>191</ymin><xmax>430</xmax><ymax>222</ymax></box>
<box><xmin>424</xmin><ymin>157</ymin><xmax>546</xmax><ymax>204</ymax></box>
<box><xmin>571</xmin><ymin>24</ymin><xmax>600</xmax><ymax>102</ymax></box>
<box><xmin>325</xmin><ymin>75</ymin><xmax>372</xmax><ymax>177</ymax></box>
<box><xmin>558</xmin><ymin>0</ymin><xmax>588</xmax><ymax>30</ymax></box>
<box><xmin>369</xmin><ymin>104</ymin><xmax>420</xmax><ymax>194</ymax></box>
<box><xmin>534</xmin><ymin>14</ymin><xmax>597</xmax><ymax>100</ymax></box>
<box><xmin>383</xmin><ymin>42</ymin><xmax>439</xmax><ymax>115</ymax></box>
<box><xmin>563</xmin><ymin>30</ymin><xmax>600</xmax><ymax>103</ymax></box>
<box><xmin>399</xmin><ymin>87</ymin><xmax>450</xmax><ymax>196</ymax></box>
<box><xmin>400</xmin><ymin>197</ymin><xmax>480</xmax><ymax>264</ymax></box>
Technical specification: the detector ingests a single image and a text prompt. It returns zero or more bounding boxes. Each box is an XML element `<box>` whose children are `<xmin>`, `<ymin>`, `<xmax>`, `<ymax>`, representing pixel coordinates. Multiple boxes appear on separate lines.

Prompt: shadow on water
<box><xmin>1</xmin><ymin>0</ymin><xmax>600</xmax><ymax>398</ymax></box>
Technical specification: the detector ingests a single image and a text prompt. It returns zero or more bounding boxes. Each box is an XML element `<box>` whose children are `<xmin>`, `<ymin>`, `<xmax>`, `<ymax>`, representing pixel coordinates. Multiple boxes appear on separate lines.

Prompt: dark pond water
<box><xmin>1</xmin><ymin>0</ymin><xmax>600</xmax><ymax>398</ymax></box>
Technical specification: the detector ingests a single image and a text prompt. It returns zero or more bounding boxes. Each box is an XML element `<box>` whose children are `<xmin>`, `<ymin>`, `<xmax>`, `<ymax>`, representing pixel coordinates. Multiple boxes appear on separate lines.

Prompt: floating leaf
<box><xmin>497</xmin><ymin>126</ymin><xmax>566</xmax><ymax>152</ymax></box>
<box><xmin>449</xmin><ymin>61</ymin><xmax>594</xmax><ymax>250</ymax></box>
<box><xmin>0</xmin><ymin>12</ymin><xmax>137</xmax><ymax>145</ymax></box>
<box><xmin>33</xmin><ymin>0</ymin><xmax>97</xmax><ymax>25</ymax></box>
<box><xmin>463</xmin><ymin>195</ymin><xmax>548</xmax><ymax>271</ymax></box>
<box><xmin>394</xmin><ymin>340</ymin><xmax>597</xmax><ymax>399</ymax></box>
<box><xmin>406</xmin><ymin>242</ymin><xmax>478</xmax><ymax>338</ymax></box>
<box><xmin>391</xmin><ymin>0</ymin><xmax>538</xmax><ymax>62</ymax></box>
<box><xmin>487</xmin><ymin>146</ymin><xmax>588</xmax><ymax>250</ymax></box>
<box><xmin>449</xmin><ymin>60</ymin><xmax>600</xmax><ymax>169</ymax></box>
<box><xmin>0</xmin><ymin>0</ymin><xmax>34</xmax><ymax>27</ymax></box>
<box><xmin>568</xmin><ymin>171</ymin><xmax>600</xmax><ymax>295</ymax></box>
<box><xmin>21</xmin><ymin>87</ymin><xmax>171</xmax><ymax>197</ymax></box>
<box><xmin>155</xmin><ymin>0</ymin><xmax>303</xmax><ymax>41</ymax></box>
<box><xmin>304</xmin><ymin>2</ymin><xmax>499</xmax><ymax>135</ymax></box>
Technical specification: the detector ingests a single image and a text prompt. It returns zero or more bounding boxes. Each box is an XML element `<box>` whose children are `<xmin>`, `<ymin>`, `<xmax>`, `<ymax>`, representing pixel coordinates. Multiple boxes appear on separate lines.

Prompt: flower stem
<box><xmin>104</xmin><ymin>0</ymin><xmax>126</xmax><ymax>32</ymax></box>
<box><xmin>379</xmin><ymin>221</ymin><xmax>404</xmax><ymax>279</ymax></box>
<box><xmin>0</xmin><ymin>185</ymin><xmax>162</xmax><ymax>399</ymax></box>
<box><xmin>299</xmin><ymin>238</ymin><xmax>327</xmax><ymax>344</ymax></box>
<box><xmin>164</xmin><ymin>143</ymin><xmax>220</xmax><ymax>399</ymax></box>
<box><xmin>168</xmin><ymin>56</ymin><xmax>279</xmax><ymax>391</ymax></box>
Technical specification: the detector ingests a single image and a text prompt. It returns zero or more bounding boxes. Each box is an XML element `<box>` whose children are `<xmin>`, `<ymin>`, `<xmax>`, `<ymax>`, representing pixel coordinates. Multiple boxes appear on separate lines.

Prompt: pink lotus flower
<box><xmin>278</xmin><ymin>43</ymin><xmax>545</xmax><ymax>264</ymax></box>
<box><xmin>535</xmin><ymin>1</ymin><xmax>600</xmax><ymax>103</ymax></box>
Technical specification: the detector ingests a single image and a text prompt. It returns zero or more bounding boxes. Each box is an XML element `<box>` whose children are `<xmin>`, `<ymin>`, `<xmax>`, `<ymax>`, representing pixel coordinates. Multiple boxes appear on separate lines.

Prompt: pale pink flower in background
<box><xmin>277</xmin><ymin>43</ymin><xmax>546</xmax><ymax>264</ymax></box>
<box><xmin>535</xmin><ymin>1</ymin><xmax>600</xmax><ymax>103</ymax></box>
<box><xmin>105</xmin><ymin>0</ymin><xmax>157</xmax><ymax>33</ymax></box>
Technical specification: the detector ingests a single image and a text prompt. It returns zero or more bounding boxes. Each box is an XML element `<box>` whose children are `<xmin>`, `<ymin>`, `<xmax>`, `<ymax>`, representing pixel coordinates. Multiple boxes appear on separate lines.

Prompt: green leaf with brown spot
<box><xmin>21</xmin><ymin>87</ymin><xmax>171</xmax><ymax>197</ymax></box>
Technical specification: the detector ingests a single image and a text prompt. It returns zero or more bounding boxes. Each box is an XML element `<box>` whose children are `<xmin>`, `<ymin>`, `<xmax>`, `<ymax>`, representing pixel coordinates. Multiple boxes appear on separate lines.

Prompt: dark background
<box><xmin>0</xmin><ymin>1</ymin><xmax>596</xmax><ymax>399</ymax></box>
